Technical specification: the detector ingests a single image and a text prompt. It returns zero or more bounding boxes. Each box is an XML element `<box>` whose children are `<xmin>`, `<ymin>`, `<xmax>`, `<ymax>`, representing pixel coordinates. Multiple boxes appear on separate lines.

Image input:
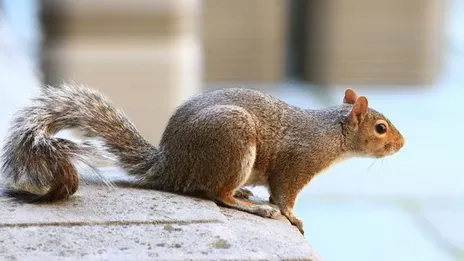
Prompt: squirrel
<box><xmin>0</xmin><ymin>84</ymin><xmax>405</xmax><ymax>234</ymax></box>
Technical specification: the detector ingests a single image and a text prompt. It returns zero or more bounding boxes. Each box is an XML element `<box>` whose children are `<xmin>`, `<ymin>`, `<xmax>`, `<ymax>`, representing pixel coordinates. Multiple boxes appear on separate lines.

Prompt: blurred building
<box><xmin>303</xmin><ymin>0</ymin><xmax>444</xmax><ymax>85</ymax></box>
<box><xmin>41</xmin><ymin>0</ymin><xmax>202</xmax><ymax>144</ymax></box>
<box><xmin>36</xmin><ymin>0</ymin><xmax>446</xmax><ymax>143</ymax></box>
<box><xmin>202</xmin><ymin>0</ymin><xmax>287</xmax><ymax>83</ymax></box>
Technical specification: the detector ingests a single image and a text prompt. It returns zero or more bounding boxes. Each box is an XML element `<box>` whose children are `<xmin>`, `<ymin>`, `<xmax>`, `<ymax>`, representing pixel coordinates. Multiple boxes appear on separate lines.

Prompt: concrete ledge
<box><xmin>1</xmin><ymin>184</ymin><xmax>225</xmax><ymax>226</ymax></box>
<box><xmin>0</xmin><ymin>181</ymin><xmax>320</xmax><ymax>261</ymax></box>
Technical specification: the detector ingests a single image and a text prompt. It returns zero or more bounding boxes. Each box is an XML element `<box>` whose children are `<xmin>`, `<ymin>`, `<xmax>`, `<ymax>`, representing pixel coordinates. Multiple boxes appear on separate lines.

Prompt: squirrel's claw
<box><xmin>291</xmin><ymin>218</ymin><xmax>305</xmax><ymax>235</ymax></box>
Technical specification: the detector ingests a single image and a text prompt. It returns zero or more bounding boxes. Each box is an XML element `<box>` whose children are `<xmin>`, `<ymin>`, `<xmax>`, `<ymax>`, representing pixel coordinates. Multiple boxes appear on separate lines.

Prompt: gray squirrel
<box><xmin>1</xmin><ymin>84</ymin><xmax>405</xmax><ymax>234</ymax></box>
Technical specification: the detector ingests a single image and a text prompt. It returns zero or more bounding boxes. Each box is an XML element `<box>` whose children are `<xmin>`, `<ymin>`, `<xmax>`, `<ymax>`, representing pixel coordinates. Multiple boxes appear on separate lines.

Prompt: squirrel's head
<box><xmin>341</xmin><ymin>88</ymin><xmax>405</xmax><ymax>158</ymax></box>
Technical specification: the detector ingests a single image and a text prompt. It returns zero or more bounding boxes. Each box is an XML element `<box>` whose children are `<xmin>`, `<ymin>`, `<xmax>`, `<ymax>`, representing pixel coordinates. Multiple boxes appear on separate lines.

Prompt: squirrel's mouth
<box><xmin>379</xmin><ymin>140</ymin><xmax>405</xmax><ymax>157</ymax></box>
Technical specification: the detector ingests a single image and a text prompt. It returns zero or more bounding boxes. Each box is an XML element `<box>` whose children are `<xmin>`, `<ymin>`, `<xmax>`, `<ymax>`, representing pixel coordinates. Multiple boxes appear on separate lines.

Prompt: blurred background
<box><xmin>0</xmin><ymin>1</ymin><xmax>463</xmax><ymax>260</ymax></box>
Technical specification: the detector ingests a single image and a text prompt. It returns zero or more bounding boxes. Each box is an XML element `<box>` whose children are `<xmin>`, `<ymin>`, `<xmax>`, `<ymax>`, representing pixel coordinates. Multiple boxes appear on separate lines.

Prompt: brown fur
<box><xmin>1</xmin><ymin>85</ymin><xmax>405</xmax><ymax>234</ymax></box>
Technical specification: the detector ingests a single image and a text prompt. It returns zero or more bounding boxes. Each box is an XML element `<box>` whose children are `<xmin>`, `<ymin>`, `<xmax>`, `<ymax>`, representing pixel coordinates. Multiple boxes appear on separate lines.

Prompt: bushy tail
<box><xmin>1</xmin><ymin>84</ymin><xmax>158</xmax><ymax>201</ymax></box>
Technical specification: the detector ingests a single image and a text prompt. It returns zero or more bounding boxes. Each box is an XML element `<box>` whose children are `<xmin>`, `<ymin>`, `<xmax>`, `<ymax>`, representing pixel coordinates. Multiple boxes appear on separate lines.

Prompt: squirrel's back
<box><xmin>176</xmin><ymin>88</ymin><xmax>295</xmax><ymax>116</ymax></box>
<box><xmin>161</xmin><ymin>88</ymin><xmax>304</xmax><ymax>144</ymax></box>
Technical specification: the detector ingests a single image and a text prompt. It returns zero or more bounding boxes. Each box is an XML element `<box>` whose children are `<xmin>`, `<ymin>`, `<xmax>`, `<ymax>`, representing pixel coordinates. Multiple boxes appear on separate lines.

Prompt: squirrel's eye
<box><xmin>375</xmin><ymin>123</ymin><xmax>387</xmax><ymax>134</ymax></box>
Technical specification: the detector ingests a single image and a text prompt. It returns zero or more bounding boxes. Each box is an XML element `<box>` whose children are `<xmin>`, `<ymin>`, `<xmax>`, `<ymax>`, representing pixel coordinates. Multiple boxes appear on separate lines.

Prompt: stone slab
<box><xmin>220</xmin><ymin>208</ymin><xmax>319</xmax><ymax>261</ymax></box>
<box><xmin>0</xmin><ymin>217</ymin><xmax>317</xmax><ymax>261</ymax></box>
<box><xmin>0</xmin><ymin>184</ymin><xmax>225</xmax><ymax>226</ymax></box>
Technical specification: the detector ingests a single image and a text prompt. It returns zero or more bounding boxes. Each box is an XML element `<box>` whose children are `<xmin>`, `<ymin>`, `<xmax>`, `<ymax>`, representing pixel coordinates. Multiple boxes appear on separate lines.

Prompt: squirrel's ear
<box><xmin>343</xmin><ymin>88</ymin><xmax>358</xmax><ymax>104</ymax></box>
<box><xmin>348</xmin><ymin>96</ymin><xmax>368</xmax><ymax>125</ymax></box>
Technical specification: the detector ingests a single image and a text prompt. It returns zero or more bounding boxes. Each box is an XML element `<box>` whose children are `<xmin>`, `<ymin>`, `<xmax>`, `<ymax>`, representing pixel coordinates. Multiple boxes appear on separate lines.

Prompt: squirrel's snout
<box><xmin>399</xmin><ymin>138</ymin><xmax>405</xmax><ymax>148</ymax></box>
<box><xmin>394</xmin><ymin>136</ymin><xmax>406</xmax><ymax>152</ymax></box>
<box><xmin>381</xmin><ymin>136</ymin><xmax>405</xmax><ymax>157</ymax></box>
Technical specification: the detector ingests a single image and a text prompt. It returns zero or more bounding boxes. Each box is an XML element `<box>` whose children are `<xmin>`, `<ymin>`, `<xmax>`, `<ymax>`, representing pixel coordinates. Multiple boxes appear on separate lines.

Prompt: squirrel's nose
<box><xmin>397</xmin><ymin>137</ymin><xmax>406</xmax><ymax>150</ymax></box>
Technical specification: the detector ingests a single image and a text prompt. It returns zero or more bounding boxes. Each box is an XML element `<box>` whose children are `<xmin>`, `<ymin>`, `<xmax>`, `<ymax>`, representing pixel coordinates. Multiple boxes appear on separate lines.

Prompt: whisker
<box><xmin>368</xmin><ymin>159</ymin><xmax>378</xmax><ymax>172</ymax></box>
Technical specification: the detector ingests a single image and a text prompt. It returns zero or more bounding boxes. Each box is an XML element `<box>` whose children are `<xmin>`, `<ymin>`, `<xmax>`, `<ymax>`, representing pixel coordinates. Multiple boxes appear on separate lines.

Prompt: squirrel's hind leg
<box><xmin>206</xmin><ymin>143</ymin><xmax>279</xmax><ymax>218</ymax></box>
<box><xmin>209</xmin><ymin>189</ymin><xmax>280</xmax><ymax>219</ymax></box>
<box><xmin>161</xmin><ymin>104</ymin><xmax>279</xmax><ymax>218</ymax></box>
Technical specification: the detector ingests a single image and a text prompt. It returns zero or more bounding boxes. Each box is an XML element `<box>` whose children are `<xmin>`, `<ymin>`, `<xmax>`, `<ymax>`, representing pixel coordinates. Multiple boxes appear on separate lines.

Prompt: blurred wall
<box><xmin>302</xmin><ymin>0</ymin><xmax>445</xmax><ymax>86</ymax></box>
<box><xmin>202</xmin><ymin>0</ymin><xmax>287</xmax><ymax>83</ymax></box>
<box><xmin>41</xmin><ymin>0</ymin><xmax>202</xmax><ymax>145</ymax></box>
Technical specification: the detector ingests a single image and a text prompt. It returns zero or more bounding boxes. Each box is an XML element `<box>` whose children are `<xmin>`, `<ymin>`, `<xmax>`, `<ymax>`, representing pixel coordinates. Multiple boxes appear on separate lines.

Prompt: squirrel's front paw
<box><xmin>254</xmin><ymin>205</ymin><xmax>281</xmax><ymax>219</ymax></box>
<box><xmin>281</xmin><ymin>210</ymin><xmax>305</xmax><ymax>235</ymax></box>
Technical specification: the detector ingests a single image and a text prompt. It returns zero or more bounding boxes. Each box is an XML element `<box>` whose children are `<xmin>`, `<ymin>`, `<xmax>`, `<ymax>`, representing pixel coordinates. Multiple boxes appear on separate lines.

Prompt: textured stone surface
<box><xmin>0</xmin><ymin>213</ymin><xmax>316</xmax><ymax>261</ymax></box>
<box><xmin>0</xmin><ymin>183</ymin><xmax>318</xmax><ymax>261</ymax></box>
<box><xmin>0</xmin><ymin>184</ymin><xmax>225</xmax><ymax>226</ymax></box>
<box><xmin>220</xmin><ymin>208</ymin><xmax>320</xmax><ymax>260</ymax></box>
